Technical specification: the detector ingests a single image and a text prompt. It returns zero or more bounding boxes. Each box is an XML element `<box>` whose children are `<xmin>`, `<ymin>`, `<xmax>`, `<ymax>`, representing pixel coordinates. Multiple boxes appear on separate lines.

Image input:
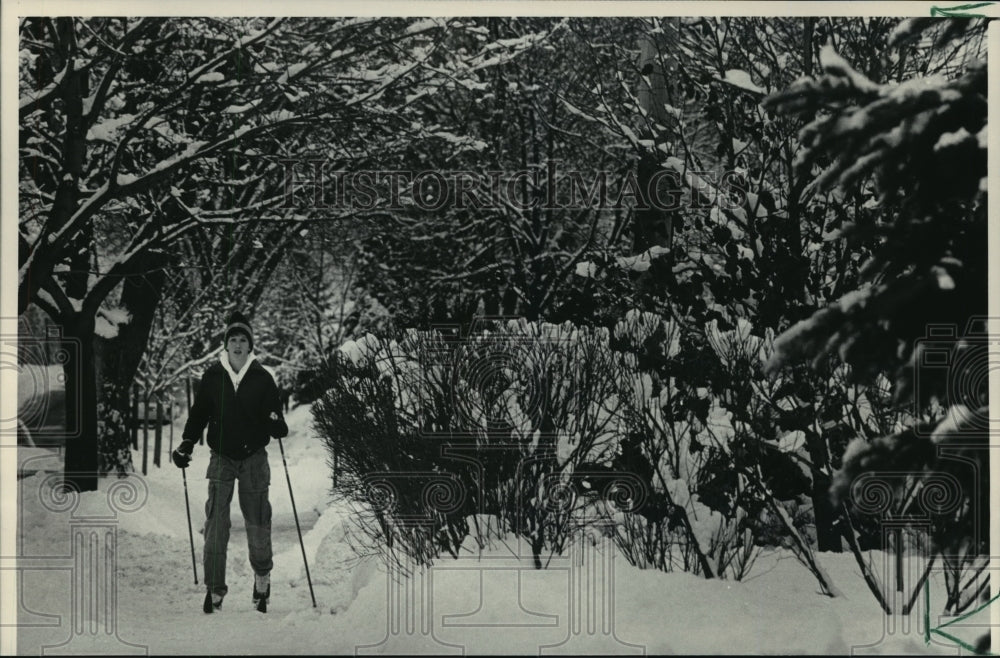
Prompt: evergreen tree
<box><xmin>764</xmin><ymin>18</ymin><xmax>989</xmax><ymax>613</ymax></box>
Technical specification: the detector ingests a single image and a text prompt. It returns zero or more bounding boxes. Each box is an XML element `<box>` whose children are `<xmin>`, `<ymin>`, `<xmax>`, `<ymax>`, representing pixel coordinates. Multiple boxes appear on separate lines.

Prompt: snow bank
<box><xmin>14</xmin><ymin>402</ymin><xmax>988</xmax><ymax>654</ymax></box>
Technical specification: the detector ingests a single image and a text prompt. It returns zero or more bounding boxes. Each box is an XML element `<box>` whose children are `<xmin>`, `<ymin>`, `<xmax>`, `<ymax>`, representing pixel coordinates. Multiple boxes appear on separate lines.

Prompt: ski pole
<box><xmin>277</xmin><ymin>436</ymin><xmax>316</xmax><ymax>607</ymax></box>
<box><xmin>181</xmin><ymin>466</ymin><xmax>198</xmax><ymax>584</ymax></box>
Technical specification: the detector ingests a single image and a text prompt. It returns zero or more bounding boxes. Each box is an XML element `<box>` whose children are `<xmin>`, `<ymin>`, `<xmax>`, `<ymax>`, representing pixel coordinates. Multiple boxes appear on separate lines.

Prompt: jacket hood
<box><xmin>219</xmin><ymin>350</ymin><xmax>256</xmax><ymax>375</ymax></box>
<box><xmin>219</xmin><ymin>351</ymin><xmax>257</xmax><ymax>392</ymax></box>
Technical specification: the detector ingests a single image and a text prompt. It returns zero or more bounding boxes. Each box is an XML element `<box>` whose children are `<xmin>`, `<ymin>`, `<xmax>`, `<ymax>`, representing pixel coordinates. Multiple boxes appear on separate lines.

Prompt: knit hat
<box><xmin>224</xmin><ymin>311</ymin><xmax>254</xmax><ymax>352</ymax></box>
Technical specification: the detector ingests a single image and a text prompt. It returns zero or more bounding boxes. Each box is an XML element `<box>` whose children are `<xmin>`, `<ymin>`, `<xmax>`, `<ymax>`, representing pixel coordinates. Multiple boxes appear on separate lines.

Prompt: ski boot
<box><xmin>203</xmin><ymin>590</ymin><xmax>223</xmax><ymax>614</ymax></box>
<box><xmin>253</xmin><ymin>574</ymin><xmax>270</xmax><ymax>613</ymax></box>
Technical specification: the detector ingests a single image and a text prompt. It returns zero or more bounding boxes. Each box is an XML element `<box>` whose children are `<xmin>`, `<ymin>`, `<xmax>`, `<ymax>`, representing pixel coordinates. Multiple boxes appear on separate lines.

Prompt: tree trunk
<box><xmin>531</xmin><ymin>529</ymin><xmax>545</xmax><ymax>570</ymax></box>
<box><xmin>634</xmin><ymin>20</ymin><xmax>681</xmax><ymax>299</ymax></box>
<box><xmin>97</xmin><ymin>255</ymin><xmax>170</xmax><ymax>476</ymax></box>
<box><xmin>803</xmin><ymin>18</ymin><xmax>815</xmax><ymax>78</ymax></box>
<box><xmin>812</xmin><ymin>470</ymin><xmax>843</xmax><ymax>552</ymax></box>
<box><xmin>62</xmin><ymin>312</ymin><xmax>99</xmax><ymax>492</ymax></box>
<box><xmin>779</xmin><ymin>18</ymin><xmax>815</xmax><ymax>308</ymax></box>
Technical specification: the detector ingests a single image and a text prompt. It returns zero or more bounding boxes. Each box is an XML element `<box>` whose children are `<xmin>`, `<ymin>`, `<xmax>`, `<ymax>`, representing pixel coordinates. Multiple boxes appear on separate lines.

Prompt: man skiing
<box><xmin>172</xmin><ymin>311</ymin><xmax>288</xmax><ymax>614</ymax></box>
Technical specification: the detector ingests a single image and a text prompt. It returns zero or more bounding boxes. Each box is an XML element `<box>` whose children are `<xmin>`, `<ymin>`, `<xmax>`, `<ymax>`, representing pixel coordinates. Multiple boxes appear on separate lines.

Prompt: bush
<box><xmin>313</xmin><ymin>315</ymin><xmax>792</xmax><ymax>580</ymax></box>
<box><xmin>312</xmin><ymin>320</ymin><xmax>642</xmax><ymax>568</ymax></box>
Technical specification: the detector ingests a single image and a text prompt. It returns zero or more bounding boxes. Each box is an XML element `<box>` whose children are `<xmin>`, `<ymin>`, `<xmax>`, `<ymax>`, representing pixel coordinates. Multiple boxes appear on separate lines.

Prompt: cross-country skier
<box><xmin>172</xmin><ymin>311</ymin><xmax>288</xmax><ymax>614</ymax></box>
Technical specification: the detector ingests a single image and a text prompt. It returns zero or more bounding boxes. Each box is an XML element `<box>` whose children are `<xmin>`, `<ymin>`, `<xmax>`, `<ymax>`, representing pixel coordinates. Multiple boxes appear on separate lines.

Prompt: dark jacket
<box><xmin>182</xmin><ymin>359</ymin><xmax>289</xmax><ymax>460</ymax></box>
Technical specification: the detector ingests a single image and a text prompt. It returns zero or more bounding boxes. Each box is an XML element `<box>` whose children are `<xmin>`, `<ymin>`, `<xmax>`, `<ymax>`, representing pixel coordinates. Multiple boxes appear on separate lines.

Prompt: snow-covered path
<box><xmin>15</xmin><ymin>405</ymin><xmax>388</xmax><ymax>654</ymax></box>
<box><xmin>13</xmin><ymin>404</ymin><xmax>990</xmax><ymax>654</ymax></box>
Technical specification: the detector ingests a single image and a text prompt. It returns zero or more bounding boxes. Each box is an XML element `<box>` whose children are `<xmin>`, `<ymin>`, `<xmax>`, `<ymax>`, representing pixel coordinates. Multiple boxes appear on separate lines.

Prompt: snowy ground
<box><xmin>14</xmin><ymin>404</ymin><xmax>991</xmax><ymax>655</ymax></box>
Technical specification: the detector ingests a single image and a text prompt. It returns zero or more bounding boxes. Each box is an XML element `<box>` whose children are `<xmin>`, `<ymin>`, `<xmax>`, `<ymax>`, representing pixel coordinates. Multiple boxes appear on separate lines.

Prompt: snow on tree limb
<box><xmin>19</xmin><ymin>59</ymin><xmax>71</xmax><ymax>117</ymax></box>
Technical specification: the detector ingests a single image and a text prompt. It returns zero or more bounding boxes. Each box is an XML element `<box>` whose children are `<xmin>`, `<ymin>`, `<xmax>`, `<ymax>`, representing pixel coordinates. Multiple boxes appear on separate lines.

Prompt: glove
<box><xmin>172</xmin><ymin>440</ymin><xmax>195</xmax><ymax>468</ymax></box>
<box><xmin>268</xmin><ymin>411</ymin><xmax>288</xmax><ymax>439</ymax></box>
